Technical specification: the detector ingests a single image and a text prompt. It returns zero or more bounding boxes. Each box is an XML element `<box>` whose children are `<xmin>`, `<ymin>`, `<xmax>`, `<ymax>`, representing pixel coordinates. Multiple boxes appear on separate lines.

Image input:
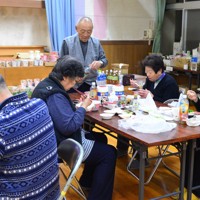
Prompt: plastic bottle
<box><xmin>101</xmin><ymin>71</ymin><xmax>106</xmax><ymax>86</ymax></box>
<box><xmin>131</xmin><ymin>94</ymin><xmax>139</xmax><ymax>112</ymax></box>
<box><xmin>90</xmin><ymin>82</ymin><xmax>98</xmax><ymax>100</ymax></box>
<box><xmin>118</xmin><ymin>70</ymin><xmax>123</xmax><ymax>85</ymax></box>
<box><xmin>179</xmin><ymin>94</ymin><xmax>189</xmax><ymax>124</ymax></box>
<box><xmin>190</xmin><ymin>56</ymin><xmax>198</xmax><ymax>71</ymax></box>
<box><xmin>105</xmin><ymin>70</ymin><xmax>109</xmax><ymax>84</ymax></box>
<box><xmin>107</xmin><ymin>69</ymin><xmax>112</xmax><ymax>84</ymax></box>
<box><xmin>96</xmin><ymin>70</ymin><xmax>102</xmax><ymax>86</ymax></box>
<box><xmin>113</xmin><ymin>70</ymin><xmax>119</xmax><ymax>85</ymax></box>
<box><xmin>35</xmin><ymin>50</ymin><xmax>41</xmax><ymax>60</ymax></box>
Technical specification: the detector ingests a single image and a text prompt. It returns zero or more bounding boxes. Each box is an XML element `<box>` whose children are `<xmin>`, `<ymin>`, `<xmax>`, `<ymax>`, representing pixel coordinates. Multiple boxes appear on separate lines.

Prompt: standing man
<box><xmin>0</xmin><ymin>75</ymin><xmax>60</xmax><ymax>199</ymax></box>
<box><xmin>60</xmin><ymin>16</ymin><xmax>108</xmax><ymax>92</ymax></box>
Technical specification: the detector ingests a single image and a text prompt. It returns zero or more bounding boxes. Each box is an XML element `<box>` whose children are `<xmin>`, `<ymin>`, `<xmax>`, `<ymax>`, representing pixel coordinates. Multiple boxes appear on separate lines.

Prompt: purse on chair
<box><xmin>123</xmin><ymin>74</ymin><xmax>135</xmax><ymax>86</ymax></box>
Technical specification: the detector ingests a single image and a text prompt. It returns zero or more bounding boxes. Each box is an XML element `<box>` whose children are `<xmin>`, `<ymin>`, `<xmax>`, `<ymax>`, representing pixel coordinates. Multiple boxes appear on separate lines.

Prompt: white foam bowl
<box><xmin>100</xmin><ymin>113</ymin><xmax>114</xmax><ymax>120</ymax></box>
<box><xmin>118</xmin><ymin>113</ymin><xmax>132</xmax><ymax>119</ymax></box>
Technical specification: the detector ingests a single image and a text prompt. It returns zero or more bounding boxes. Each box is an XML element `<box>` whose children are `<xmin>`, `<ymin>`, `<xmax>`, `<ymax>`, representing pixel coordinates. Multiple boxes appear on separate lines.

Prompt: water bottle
<box><xmin>179</xmin><ymin>94</ymin><xmax>189</xmax><ymax>124</ymax></box>
<box><xmin>96</xmin><ymin>70</ymin><xmax>102</xmax><ymax>86</ymax></box>
<box><xmin>118</xmin><ymin>70</ymin><xmax>123</xmax><ymax>85</ymax></box>
<box><xmin>102</xmin><ymin>71</ymin><xmax>107</xmax><ymax>86</ymax></box>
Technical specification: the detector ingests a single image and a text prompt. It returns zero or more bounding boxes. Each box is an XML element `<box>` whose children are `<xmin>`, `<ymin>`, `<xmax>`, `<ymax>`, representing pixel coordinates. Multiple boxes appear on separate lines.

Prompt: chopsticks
<box><xmin>134</xmin><ymin>82</ymin><xmax>140</xmax><ymax>88</ymax></box>
<box><xmin>73</xmin><ymin>88</ymin><xmax>85</xmax><ymax>96</ymax></box>
<box><xmin>73</xmin><ymin>88</ymin><xmax>89</xmax><ymax>99</ymax></box>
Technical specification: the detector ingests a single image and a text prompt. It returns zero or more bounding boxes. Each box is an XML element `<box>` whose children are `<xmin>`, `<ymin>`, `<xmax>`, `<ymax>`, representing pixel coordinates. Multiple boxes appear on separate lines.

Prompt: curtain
<box><xmin>45</xmin><ymin>0</ymin><xmax>75</xmax><ymax>53</ymax></box>
<box><xmin>152</xmin><ymin>0</ymin><xmax>166</xmax><ymax>53</ymax></box>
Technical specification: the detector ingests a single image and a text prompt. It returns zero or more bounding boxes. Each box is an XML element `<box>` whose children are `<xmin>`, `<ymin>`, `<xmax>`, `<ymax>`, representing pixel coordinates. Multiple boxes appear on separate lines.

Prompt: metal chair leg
<box><xmin>160</xmin><ymin>145</ymin><xmax>180</xmax><ymax>177</ymax></box>
<box><xmin>59</xmin><ymin>164</ymin><xmax>87</xmax><ymax>200</ymax></box>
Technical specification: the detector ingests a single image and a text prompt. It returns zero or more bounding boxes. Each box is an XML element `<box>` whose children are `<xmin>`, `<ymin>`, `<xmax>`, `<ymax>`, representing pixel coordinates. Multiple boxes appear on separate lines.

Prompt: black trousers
<box><xmin>117</xmin><ymin>135</ymin><xmax>130</xmax><ymax>152</ymax></box>
<box><xmin>80</xmin><ymin>132</ymin><xmax>117</xmax><ymax>200</ymax></box>
<box><xmin>117</xmin><ymin>135</ymin><xmax>148</xmax><ymax>159</ymax></box>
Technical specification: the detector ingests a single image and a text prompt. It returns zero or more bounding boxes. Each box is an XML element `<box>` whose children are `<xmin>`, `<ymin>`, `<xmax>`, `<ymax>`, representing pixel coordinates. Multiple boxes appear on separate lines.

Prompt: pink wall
<box><xmin>93</xmin><ymin>0</ymin><xmax>107</xmax><ymax>39</ymax></box>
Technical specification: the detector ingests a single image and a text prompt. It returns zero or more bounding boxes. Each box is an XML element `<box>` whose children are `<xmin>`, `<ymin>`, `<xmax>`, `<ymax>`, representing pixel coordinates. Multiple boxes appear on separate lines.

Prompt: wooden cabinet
<box><xmin>101</xmin><ymin>40</ymin><xmax>152</xmax><ymax>74</ymax></box>
<box><xmin>0</xmin><ymin>42</ymin><xmax>152</xmax><ymax>86</ymax></box>
<box><xmin>1</xmin><ymin>66</ymin><xmax>53</xmax><ymax>86</ymax></box>
<box><xmin>0</xmin><ymin>46</ymin><xmax>52</xmax><ymax>85</ymax></box>
<box><xmin>0</xmin><ymin>46</ymin><xmax>47</xmax><ymax>58</ymax></box>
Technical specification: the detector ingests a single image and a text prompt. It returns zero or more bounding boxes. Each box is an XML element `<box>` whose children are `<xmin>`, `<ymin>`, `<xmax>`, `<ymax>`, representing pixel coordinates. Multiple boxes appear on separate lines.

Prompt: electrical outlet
<box><xmin>149</xmin><ymin>20</ymin><xmax>154</xmax><ymax>30</ymax></box>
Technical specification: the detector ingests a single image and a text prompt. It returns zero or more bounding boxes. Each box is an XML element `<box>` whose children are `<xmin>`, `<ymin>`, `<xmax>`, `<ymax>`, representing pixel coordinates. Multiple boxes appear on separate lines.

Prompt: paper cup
<box><xmin>171</xmin><ymin>107</ymin><xmax>179</xmax><ymax>121</ymax></box>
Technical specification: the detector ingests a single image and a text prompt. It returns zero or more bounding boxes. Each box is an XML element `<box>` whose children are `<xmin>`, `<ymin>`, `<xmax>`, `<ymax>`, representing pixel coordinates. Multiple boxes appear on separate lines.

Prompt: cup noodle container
<box><xmin>113</xmin><ymin>85</ymin><xmax>124</xmax><ymax>96</ymax></box>
<box><xmin>97</xmin><ymin>86</ymin><xmax>109</xmax><ymax>101</ymax></box>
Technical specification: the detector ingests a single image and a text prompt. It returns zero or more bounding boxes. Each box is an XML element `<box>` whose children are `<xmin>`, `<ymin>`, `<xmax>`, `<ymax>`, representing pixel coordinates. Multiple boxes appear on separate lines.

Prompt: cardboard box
<box><xmin>172</xmin><ymin>57</ymin><xmax>190</xmax><ymax>68</ymax></box>
<box><xmin>44</xmin><ymin>61</ymin><xmax>56</xmax><ymax>67</ymax></box>
<box><xmin>111</xmin><ymin>63</ymin><xmax>129</xmax><ymax>74</ymax></box>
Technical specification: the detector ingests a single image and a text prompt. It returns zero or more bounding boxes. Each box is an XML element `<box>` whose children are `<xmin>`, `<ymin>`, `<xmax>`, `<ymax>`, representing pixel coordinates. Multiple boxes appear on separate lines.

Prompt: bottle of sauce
<box><xmin>90</xmin><ymin>82</ymin><xmax>98</xmax><ymax>100</ymax></box>
<box><xmin>107</xmin><ymin>69</ymin><xmax>113</xmax><ymax>84</ymax></box>
<box><xmin>113</xmin><ymin>70</ymin><xmax>119</xmax><ymax>85</ymax></box>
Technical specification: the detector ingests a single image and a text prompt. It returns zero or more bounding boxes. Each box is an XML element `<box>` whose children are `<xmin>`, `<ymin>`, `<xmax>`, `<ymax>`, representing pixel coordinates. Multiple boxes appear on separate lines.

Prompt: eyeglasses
<box><xmin>75</xmin><ymin>77</ymin><xmax>84</xmax><ymax>83</ymax></box>
<box><xmin>79</xmin><ymin>29</ymin><xmax>92</xmax><ymax>35</ymax></box>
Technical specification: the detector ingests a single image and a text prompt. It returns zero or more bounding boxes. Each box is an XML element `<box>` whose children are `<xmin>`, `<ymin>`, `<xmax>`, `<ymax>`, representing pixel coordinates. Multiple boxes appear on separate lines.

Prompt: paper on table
<box><xmin>145</xmin><ymin>93</ymin><xmax>157</xmax><ymax>111</ymax></box>
<box><xmin>118</xmin><ymin>115</ymin><xmax>177</xmax><ymax>134</ymax></box>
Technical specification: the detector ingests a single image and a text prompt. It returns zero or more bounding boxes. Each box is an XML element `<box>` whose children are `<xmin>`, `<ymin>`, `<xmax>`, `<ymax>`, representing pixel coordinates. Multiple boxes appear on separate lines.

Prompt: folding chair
<box><xmin>163</xmin><ymin>98</ymin><xmax>179</xmax><ymax>106</ymax></box>
<box><xmin>127</xmin><ymin>99</ymin><xmax>180</xmax><ymax>185</ymax></box>
<box><xmin>162</xmin><ymin>98</ymin><xmax>181</xmax><ymax>177</ymax></box>
<box><xmin>127</xmin><ymin>98</ymin><xmax>181</xmax><ymax>185</ymax></box>
<box><xmin>127</xmin><ymin>143</ymin><xmax>181</xmax><ymax>185</ymax></box>
<box><xmin>57</xmin><ymin>138</ymin><xmax>86</xmax><ymax>200</ymax></box>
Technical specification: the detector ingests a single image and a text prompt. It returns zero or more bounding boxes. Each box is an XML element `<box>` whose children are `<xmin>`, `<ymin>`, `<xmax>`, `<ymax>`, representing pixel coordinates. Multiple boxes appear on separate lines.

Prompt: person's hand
<box><xmin>187</xmin><ymin>90</ymin><xmax>198</xmax><ymax>102</ymax></box>
<box><xmin>90</xmin><ymin>61</ymin><xmax>102</xmax><ymax>70</ymax></box>
<box><xmin>81</xmin><ymin>95</ymin><xmax>92</xmax><ymax>109</ymax></box>
<box><xmin>130</xmin><ymin>79</ymin><xmax>140</xmax><ymax>88</ymax></box>
<box><xmin>138</xmin><ymin>89</ymin><xmax>153</xmax><ymax>98</ymax></box>
<box><xmin>130</xmin><ymin>79</ymin><xmax>145</xmax><ymax>89</ymax></box>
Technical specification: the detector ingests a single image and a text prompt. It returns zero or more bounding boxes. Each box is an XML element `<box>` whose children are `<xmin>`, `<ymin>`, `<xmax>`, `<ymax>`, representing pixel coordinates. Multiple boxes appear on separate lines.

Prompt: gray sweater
<box><xmin>60</xmin><ymin>33</ymin><xmax>108</xmax><ymax>86</ymax></box>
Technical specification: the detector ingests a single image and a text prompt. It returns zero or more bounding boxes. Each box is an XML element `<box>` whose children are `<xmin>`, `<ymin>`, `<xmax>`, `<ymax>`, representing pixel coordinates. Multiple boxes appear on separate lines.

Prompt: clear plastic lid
<box><xmin>182</xmin><ymin>95</ymin><xmax>187</xmax><ymax>98</ymax></box>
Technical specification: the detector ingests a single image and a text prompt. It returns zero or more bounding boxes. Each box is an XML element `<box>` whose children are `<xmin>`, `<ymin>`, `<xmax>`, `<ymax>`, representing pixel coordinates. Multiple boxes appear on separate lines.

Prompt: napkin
<box><xmin>143</xmin><ymin>93</ymin><xmax>157</xmax><ymax>111</ymax></box>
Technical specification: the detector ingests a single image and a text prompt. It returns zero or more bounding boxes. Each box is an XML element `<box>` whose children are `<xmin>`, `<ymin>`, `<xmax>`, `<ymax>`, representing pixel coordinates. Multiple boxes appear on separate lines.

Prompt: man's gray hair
<box><xmin>76</xmin><ymin>16</ymin><xmax>93</xmax><ymax>26</ymax></box>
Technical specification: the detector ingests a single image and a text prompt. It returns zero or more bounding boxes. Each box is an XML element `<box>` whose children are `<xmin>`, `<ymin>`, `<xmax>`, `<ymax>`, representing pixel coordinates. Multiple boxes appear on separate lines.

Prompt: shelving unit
<box><xmin>0</xmin><ymin>66</ymin><xmax>53</xmax><ymax>86</ymax></box>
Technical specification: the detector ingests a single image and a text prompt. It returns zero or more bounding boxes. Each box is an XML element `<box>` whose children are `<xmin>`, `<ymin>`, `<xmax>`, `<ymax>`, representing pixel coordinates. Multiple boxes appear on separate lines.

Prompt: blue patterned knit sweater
<box><xmin>0</xmin><ymin>93</ymin><xmax>60</xmax><ymax>200</ymax></box>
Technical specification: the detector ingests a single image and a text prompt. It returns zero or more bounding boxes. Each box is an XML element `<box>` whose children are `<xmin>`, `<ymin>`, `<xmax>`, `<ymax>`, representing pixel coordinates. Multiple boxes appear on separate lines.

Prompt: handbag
<box><xmin>122</xmin><ymin>74</ymin><xmax>135</xmax><ymax>86</ymax></box>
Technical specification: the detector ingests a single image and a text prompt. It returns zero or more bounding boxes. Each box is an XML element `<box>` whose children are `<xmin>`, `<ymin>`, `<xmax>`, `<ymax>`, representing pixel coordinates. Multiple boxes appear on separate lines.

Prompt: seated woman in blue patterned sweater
<box><xmin>0</xmin><ymin>74</ymin><xmax>60</xmax><ymax>199</ymax></box>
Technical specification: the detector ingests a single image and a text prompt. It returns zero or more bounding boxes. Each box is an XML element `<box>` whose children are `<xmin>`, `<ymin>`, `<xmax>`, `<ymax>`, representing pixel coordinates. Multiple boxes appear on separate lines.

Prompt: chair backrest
<box><xmin>163</xmin><ymin>98</ymin><xmax>179</xmax><ymax>105</ymax></box>
<box><xmin>57</xmin><ymin>138</ymin><xmax>84</xmax><ymax>200</ymax></box>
